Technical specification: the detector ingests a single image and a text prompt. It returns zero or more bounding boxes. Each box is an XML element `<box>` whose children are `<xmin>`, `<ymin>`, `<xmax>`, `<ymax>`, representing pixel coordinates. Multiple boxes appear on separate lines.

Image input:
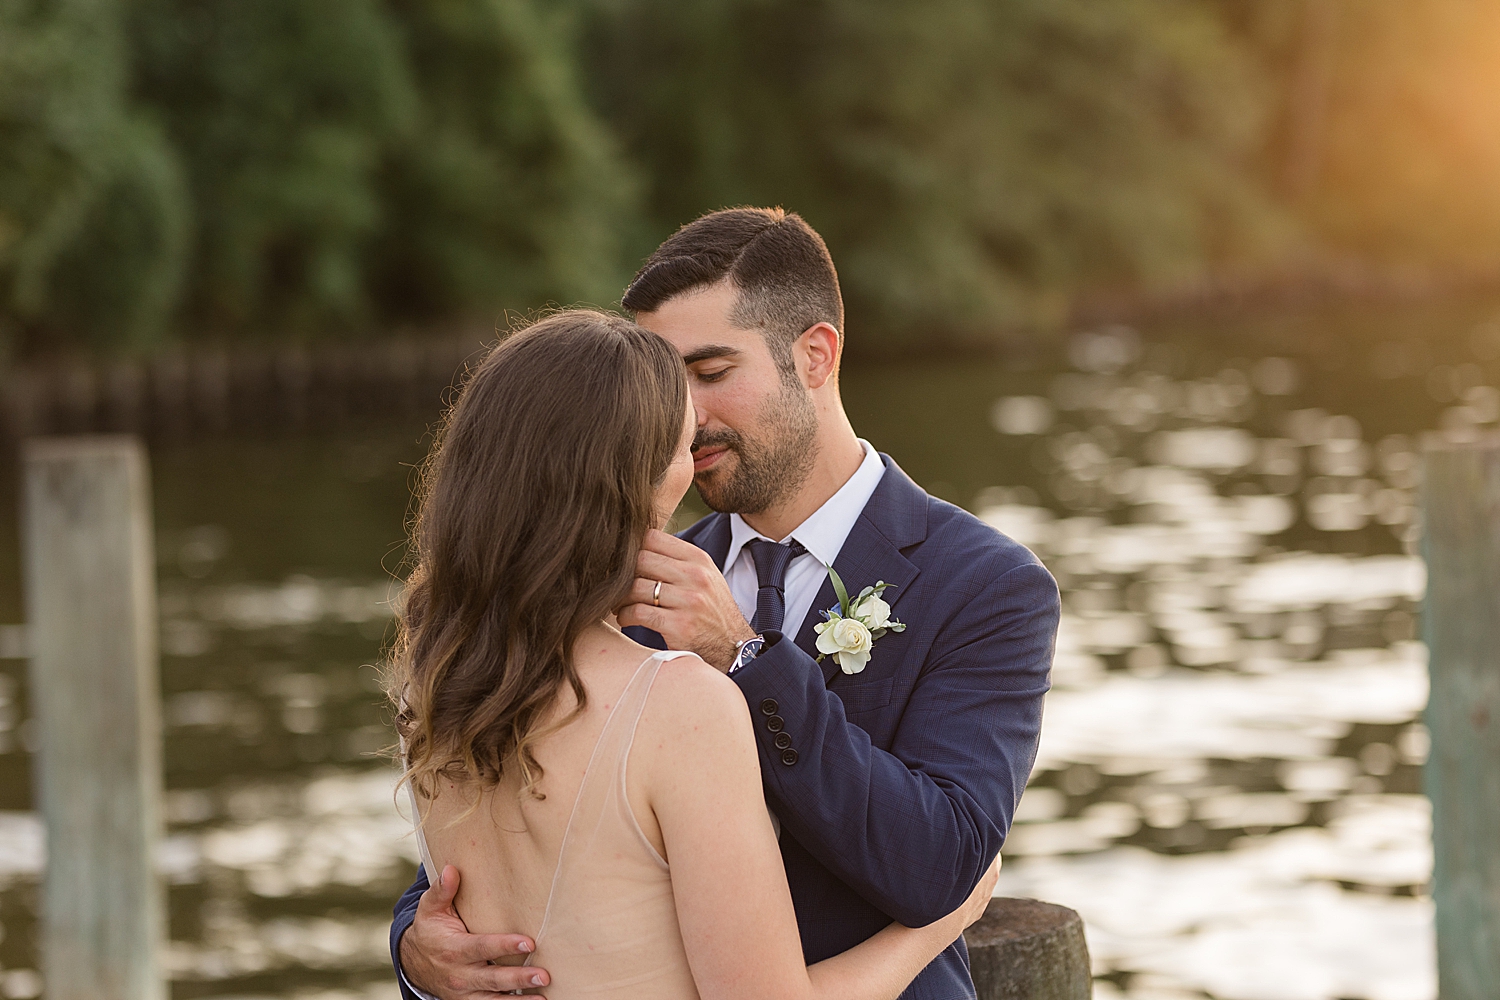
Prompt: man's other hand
<box><xmin>616</xmin><ymin>529</ymin><xmax>755</xmax><ymax>671</ymax></box>
<box><xmin>400</xmin><ymin>865</ymin><xmax>550</xmax><ymax>998</ymax></box>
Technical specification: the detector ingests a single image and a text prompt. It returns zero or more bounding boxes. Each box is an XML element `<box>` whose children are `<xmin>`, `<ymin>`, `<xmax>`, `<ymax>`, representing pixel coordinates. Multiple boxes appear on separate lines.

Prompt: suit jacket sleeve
<box><xmin>390</xmin><ymin>864</ymin><xmax>430</xmax><ymax>1000</ymax></box>
<box><xmin>731</xmin><ymin>558</ymin><xmax>1058</xmax><ymax>927</ymax></box>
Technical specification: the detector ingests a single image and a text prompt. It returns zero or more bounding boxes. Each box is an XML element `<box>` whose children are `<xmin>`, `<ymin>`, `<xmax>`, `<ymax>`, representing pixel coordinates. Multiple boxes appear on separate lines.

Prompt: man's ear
<box><xmin>799</xmin><ymin>322</ymin><xmax>841</xmax><ymax>389</ymax></box>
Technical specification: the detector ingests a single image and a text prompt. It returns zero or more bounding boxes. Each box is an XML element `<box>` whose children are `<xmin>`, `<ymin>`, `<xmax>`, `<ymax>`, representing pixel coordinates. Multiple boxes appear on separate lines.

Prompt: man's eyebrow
<box><xmin>680</xmin><ymin>344</ymin><xmax>742</xmax><ymax>365</ymax></box>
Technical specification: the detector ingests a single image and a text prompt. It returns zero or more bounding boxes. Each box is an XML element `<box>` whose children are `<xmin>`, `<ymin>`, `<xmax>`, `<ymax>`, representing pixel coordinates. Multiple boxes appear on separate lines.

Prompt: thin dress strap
<box><xmin>525</xmin><ymin>649</ymin><xmax>692</xmax><ymax>963</ymax></box>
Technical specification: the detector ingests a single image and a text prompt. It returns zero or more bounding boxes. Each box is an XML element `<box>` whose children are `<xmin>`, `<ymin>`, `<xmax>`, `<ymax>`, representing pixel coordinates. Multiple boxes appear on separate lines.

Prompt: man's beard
<box><xmin>694</xmin><ymin>383</ymin><xmax>819</xmax><ymax>515</ymax></box>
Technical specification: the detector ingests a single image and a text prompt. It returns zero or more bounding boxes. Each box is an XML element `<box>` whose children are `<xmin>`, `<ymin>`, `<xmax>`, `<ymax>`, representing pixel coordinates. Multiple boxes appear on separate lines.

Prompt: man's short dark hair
<box><xmin>621</xmin><ymin>207</ymin><xmax>844</xmax><ymax>376</ymax></box>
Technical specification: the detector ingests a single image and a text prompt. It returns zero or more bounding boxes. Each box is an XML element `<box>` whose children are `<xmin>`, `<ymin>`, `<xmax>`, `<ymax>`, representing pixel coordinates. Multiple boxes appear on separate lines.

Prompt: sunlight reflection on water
<box><xmin>975</xmin><ymin>324</ymin><xmax>1450</xmax><ymax>999</ymax></box>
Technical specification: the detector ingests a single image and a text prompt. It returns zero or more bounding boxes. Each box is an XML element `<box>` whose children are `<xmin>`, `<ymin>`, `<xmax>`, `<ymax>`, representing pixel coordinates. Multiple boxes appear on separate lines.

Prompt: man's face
<box><xmin>635</xmin><ymin>281</ymin><xmax>818</xmax><ymax>515</ymax></box>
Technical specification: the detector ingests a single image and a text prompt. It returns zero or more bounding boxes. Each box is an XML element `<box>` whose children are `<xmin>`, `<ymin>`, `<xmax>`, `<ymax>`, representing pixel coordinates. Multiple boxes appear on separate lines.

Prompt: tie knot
<box><xmin>746</xmin><ymin>537</ymin><xmax>807</xmax><ymax>590</ymax></box>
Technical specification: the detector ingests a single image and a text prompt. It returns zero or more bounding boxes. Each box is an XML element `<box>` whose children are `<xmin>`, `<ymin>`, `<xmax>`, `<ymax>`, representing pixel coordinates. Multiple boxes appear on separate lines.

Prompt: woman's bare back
<box><xmin>414</xmin><ymin>631</ymin><xmax>700</xmax><ymax>998</ymax></box>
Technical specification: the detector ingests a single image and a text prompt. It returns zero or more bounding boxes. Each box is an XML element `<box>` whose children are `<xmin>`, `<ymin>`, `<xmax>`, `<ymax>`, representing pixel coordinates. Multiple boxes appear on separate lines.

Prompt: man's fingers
<box><xmin>454</xmin><ymin>931</ymin><xmax>538</xmax><ymax>965</ymax></box>
<box><xmin>636</xmin><ymin>553</ymin><xmax>723</xmax><ymax>601</ymax></box>
<box><xmin>615</xmin><ymin>602</ymin><xmax>665</xmax><ymax>634</ymax></box>
<box><xmin>624</xmin><ymin>575</ymin><xmax>698</xmax><ymax>609</ymax></box>
<box><xmin>635</xmin><ymin>549</ymin><xmax>701</xmax><ymax>587</ymax></box>
<box><xmin>623</xmin><ymin>577</ymin><xmax>661</xmax><ymax>608</ymax></box>
<box><xmin>418</xmin><ymin>864</ymin><xmax>461</xmax><ymax>912</ymax></box>
<box><xmin>470</xmin><ymin>963</ymin><xmax>550</xmax><ymax>994</ymax></box>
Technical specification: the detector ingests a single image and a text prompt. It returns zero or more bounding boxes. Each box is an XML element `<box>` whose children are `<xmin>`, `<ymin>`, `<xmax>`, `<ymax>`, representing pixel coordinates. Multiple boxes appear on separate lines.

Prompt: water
<box><xmin>1</xmin><ymin>295</ymin><xmax>1498</xmax><ymax>999</ymax></box>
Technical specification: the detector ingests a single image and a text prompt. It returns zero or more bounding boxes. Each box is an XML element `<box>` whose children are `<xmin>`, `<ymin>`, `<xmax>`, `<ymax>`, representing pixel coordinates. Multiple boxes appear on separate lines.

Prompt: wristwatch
<box><xmin>729</xmin><ymin>634</ymin><xmax>766</xmax><ymax>674</ymax></box>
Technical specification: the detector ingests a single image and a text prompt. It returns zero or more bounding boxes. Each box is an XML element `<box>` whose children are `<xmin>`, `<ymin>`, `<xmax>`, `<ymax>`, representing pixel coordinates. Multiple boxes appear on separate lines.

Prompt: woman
<box><xmin>389</xmin><ymin>310</ymin><xmax>998</xmax><ymax>999</ymax></box>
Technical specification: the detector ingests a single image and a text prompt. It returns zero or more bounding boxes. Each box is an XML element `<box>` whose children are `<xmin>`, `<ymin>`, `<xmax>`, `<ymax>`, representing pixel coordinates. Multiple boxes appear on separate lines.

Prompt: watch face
<box><xmin>734</xmin><ymin>637</ymin><xmax>766</xmax><ymax>670</ymax></box>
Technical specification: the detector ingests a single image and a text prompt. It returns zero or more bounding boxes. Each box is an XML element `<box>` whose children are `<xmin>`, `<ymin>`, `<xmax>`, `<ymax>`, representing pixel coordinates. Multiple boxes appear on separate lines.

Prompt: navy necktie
<box><xmin>747</xmin><ymin>538</ymin><xmax>808</xmax><ymax>635</ymax></box>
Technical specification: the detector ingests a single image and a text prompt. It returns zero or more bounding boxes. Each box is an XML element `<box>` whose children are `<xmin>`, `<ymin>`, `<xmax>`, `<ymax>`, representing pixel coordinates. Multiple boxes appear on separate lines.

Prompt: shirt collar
<box><xmin>724</xmin><ymin>439</ymin><xmax>886</xmax><ymax>572</ymax></box>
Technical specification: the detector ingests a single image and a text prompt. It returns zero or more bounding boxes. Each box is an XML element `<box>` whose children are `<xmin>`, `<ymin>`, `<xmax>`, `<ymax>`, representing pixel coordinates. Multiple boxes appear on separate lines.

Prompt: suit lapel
<box><xmin>683</xmin><ymin>511</ymin><xmax>732</xmax><ymax>570</ymax></box>
<box><xmin>791</xmin><ymin>455</ymin><xmax>930</xmax><ymax>685</ymax></box>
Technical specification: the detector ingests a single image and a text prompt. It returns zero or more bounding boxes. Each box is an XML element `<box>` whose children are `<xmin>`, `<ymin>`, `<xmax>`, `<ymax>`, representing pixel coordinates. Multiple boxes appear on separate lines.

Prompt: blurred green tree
<box><xmin>2</xmin><ymin>0</ymin><xmax>635</xmax><ymax>353</ymax></box>
<box><xmin>367</xmin><ymin>0</ymin><xmax>636</xmax><ymax>326</ymax></box>
<box><xmin>0</xmin><ymin>0</ymin><xmax>189</xmax><ymax>352</ymax></box>
<box><xmin>581</xmin><ymin>0</ymin><xmax>1287</xmax><ymax>351</ymax></box>
<box><xmin>134</xmin><ymin>0</ymin><xmax>635</xmax><ymax>341</ymax></box>
<box><xmin>130</xmin><ymin>0</ymin><xmax>417</xmax><ymax>338</ymax></box>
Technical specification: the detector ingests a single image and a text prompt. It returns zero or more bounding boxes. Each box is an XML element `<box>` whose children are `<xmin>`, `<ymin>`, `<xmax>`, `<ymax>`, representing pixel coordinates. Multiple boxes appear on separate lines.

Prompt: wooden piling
<box><xmin>20</xmin><ymin>436</ymin><xmax>166</xmax><ymax>1000</ymax></box>
<box><xmin>1423</xmin><ymin>439</ymin><xmax>1500</xmax><ymax>1000</ymax></box>
<box><xmin>963</xmin><ymin>897</ymin><xmax>1091</xmax><ymax>1000</ymax></box>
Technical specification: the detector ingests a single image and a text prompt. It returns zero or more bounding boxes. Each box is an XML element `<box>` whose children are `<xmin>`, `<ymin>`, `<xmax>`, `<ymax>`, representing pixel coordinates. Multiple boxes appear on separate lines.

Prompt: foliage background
<box><xmin>3</xmin><ymin>0</ymin><xmax>1499</xmax><ymax>358</ymax></box>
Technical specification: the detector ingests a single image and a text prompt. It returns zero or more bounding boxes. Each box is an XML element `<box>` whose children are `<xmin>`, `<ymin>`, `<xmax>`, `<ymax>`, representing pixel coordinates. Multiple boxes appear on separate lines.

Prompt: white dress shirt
<box><xmin>723</xmin><ymin>439</ymin><xmax>887</xmax><ymax>641</ymax></box>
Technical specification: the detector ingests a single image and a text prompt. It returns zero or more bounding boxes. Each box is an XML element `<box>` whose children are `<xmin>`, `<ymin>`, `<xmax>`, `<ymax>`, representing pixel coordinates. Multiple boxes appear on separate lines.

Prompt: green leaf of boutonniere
<box><xmin>827</xmin><ymin>564</ymin><xmax>853</xmax><ymax>618</ymax></box>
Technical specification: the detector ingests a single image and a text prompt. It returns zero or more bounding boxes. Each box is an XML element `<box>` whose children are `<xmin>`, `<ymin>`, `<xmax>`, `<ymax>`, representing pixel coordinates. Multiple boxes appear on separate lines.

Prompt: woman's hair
<box><xmin>388</xmin><ymin>309</ymin><xmax>688</xmax><ymax>804</ymax></box>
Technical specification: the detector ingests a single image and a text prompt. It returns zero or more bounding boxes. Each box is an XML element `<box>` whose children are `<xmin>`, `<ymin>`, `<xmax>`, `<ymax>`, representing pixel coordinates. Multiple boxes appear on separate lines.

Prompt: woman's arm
<box><xmin>638</xmin><ymin>659</ymin><xmax>996</xmax><ymax>1000</ymax></box>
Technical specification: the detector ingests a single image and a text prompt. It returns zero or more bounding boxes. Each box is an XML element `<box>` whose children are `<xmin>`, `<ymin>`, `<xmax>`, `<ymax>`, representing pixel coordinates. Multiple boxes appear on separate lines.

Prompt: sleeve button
<box><xmin>780</xmin><ymin>748</ymin><xmax>799</xmax><ymax>766</ymax></box>
<box><xmin>766</xmin><ymin>715</ymin><xmax>784</xmax><ymax>733</ymax></box>
<box><xmin>774</xmin><ymin>732</ymin><xmax>792</xmax><ymax>750</ymax></box>
<box><xmin>760</xmin><ymin>699</ymin><xmax>779</xmax><ymax>715</ymax></box>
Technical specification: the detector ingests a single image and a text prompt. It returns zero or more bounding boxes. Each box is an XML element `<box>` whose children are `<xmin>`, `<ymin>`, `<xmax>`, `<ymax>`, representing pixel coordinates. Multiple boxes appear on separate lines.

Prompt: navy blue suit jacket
<box><xmin>389</xmin><ymin>454</ymin><xmax>1058</xmax><ymax>1000</ymax></box>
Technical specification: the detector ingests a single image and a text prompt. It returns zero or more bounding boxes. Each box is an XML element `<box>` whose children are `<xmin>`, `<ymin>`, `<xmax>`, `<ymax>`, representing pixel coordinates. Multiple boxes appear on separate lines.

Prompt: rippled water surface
<box><xmin>2</xmin><ymin>296</ymin><xmax>1499</xmax><ymax>999</ymax></box>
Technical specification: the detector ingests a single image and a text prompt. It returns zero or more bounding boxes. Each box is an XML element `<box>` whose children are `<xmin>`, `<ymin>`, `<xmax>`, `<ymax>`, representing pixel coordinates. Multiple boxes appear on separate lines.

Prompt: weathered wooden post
<box><xmin>963</xmin><ymin>897</ymin><xmax>1090</xmax><ymax>999</ymax></box>
<box><xmin>20</xmin><ymin>436</ymin><xmax>166</xmax><ymax>1000</ymax></box>
<box><xmin>1424</xmin><ymin>439</ymin><xmax>1500</xmax><ymax>1000</ymax></box>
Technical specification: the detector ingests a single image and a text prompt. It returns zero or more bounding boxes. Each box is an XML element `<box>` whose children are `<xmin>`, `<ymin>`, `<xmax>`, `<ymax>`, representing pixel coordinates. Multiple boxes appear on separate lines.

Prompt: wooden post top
<box><xmin>963</xmin><ymin>897</ymin><xmax>1091</xmax><ymax>1000</ymax></box>
<box><xmin>965</xmin><ymin>897</ymin><xmax>1083</xmax><ymax>946</ymax></box>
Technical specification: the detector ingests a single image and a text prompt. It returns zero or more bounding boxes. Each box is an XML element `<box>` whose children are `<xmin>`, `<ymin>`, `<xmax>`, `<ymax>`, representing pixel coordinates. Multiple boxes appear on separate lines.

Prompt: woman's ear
<box><xmin>799</xmin><ymin>322</ymin><xmax>841</xmax><ymax>389</ymax></box>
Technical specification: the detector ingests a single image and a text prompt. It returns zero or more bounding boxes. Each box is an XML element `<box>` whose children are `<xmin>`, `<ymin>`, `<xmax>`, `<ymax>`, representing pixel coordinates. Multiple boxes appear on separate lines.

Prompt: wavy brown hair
<box><xmin>389</xmin><ymin>309</ymin><xmax>688</xmax><ymax>805</ymax></box>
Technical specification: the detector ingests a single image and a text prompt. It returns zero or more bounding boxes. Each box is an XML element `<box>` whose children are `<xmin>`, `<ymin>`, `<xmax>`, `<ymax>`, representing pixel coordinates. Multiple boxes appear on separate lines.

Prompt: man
<box><xmin>390</xmin><ymin>207</ymin><xmax>1059</xmax><ymax>1000</ymax></box>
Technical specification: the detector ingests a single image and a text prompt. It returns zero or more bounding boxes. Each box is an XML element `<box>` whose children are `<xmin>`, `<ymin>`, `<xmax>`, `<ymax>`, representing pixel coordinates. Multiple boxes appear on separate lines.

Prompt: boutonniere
<box><xmin>813</xmin><ymin>566</ymin><xmax>906</xmax><ymax>674</ymax></box>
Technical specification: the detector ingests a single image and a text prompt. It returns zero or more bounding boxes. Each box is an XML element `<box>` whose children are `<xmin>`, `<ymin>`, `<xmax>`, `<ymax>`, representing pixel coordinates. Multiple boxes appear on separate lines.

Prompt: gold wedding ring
<box><xmin>652</xmin><ymin>579</ymin><xmax>663</xmax><ymax>607</ymax></box>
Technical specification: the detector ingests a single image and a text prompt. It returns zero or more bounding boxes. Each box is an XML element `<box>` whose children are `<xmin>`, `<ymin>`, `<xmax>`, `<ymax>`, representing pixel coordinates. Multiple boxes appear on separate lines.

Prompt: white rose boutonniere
<box><xmin>813</xmin><ymin>566</ymin><xmax>906</xmax><ymax>674</ymax></box>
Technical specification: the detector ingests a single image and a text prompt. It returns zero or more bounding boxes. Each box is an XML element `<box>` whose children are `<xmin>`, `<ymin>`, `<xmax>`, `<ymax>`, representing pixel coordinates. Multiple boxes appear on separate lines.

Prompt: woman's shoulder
<box><xmin>632</xmin><ymin>652</ymin><xmax>761</xmax><ymax>828</ymax></box>
<box><xmin>639</xmin><ymin>651</ymin><xmax>753</xmax><ymax>747</ymax></box>
<box><xmin>649</xmin><ymin>651</ymin><xmax>748</xmax><ymax>712</ymax></box>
